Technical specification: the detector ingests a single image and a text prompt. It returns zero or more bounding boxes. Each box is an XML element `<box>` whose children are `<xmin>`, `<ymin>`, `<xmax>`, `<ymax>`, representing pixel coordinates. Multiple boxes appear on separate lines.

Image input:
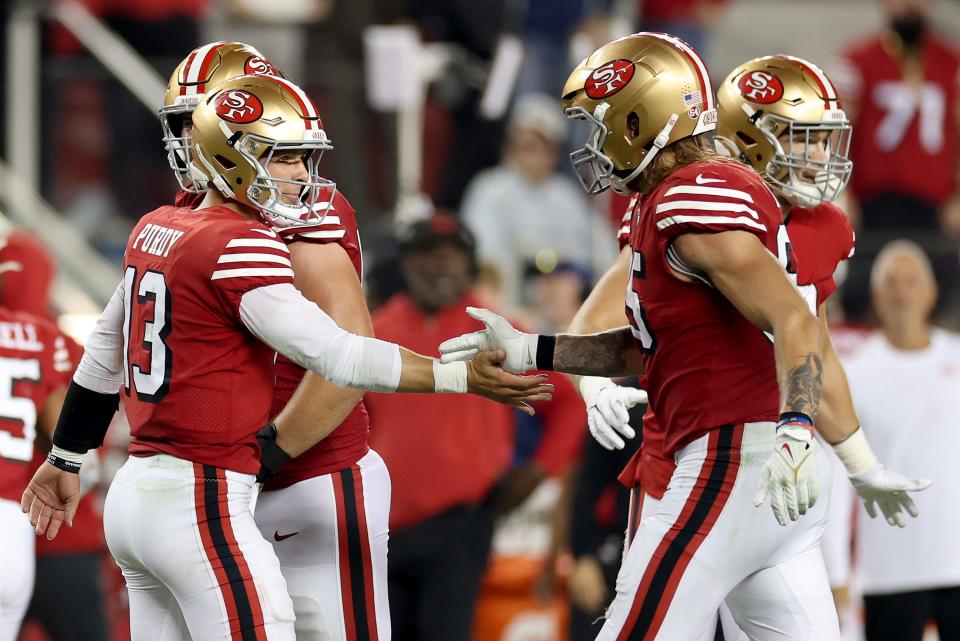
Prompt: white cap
<box><xmin>509</xmin><ymin>92</ymin><xmax>568</xmax><ymax>146</ymax></box>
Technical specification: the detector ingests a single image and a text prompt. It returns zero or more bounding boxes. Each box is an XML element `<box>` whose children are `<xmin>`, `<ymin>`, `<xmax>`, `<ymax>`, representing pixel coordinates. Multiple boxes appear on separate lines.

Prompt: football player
<box><xmin>0</xmin><ymin>307</ymin><xmax>72</xmax><ymax>641</ymax></box>
<box><xmin>439</xmin><ymin>34</ymin><xmax>925</xmax><ymax>640</ymax></box>
<box><xmin>20</xmin><ymin>75</ymin><xmax>552</xmax><ymax>641</ymax></box>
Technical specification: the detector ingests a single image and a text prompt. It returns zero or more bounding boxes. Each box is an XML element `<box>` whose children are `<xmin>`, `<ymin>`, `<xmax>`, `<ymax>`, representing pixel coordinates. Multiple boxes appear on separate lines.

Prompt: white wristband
<box><xmin>577</xmin><ymin>376</ymin><xmax>613</xmax><ymax>403</ymax></box>
<box><xmin>50</xmin><ymin>445</ymin><xmax>85</xmax><ymax>464</ymax></box>
<box><xmin>831</xmin><ymin>427</ymin><xmax>879</xmax><ymax>477</ymax></box>
<box><xmin>433</xmin><ymin>359</ymin><xmax>468</xmax><ymax>393</ymax></box>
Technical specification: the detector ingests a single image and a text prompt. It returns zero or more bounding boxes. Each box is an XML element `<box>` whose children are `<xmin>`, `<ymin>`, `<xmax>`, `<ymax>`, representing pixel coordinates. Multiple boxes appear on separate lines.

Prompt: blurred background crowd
<box><xmin>1</xmin><ymin>0</ymin><xmax>959</xmax><ymax>640</ymax></box>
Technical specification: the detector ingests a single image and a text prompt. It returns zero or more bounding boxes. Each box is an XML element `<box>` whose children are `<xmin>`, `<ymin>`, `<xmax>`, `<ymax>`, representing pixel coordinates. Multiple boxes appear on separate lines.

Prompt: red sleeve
<box><xmin>208</xmin><ymin>225</ymin><xmax>296</xmax><ymax>318</ymax></box>
<box><xmin>528</xmin><ymin>372</ymin><xmax>585</xmax><ymax>477</ymax></box>
<box><xmin>652</xmin><ymin>164</ymin><xmax>776</xmax><ymax>244</ymax></box>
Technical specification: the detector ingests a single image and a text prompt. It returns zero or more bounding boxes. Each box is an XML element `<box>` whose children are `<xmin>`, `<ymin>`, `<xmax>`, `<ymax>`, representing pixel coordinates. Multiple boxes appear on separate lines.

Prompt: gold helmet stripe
<box><xmin>179</xmin><ymin>41</ymin><xmax>227</xmax><ymax>95</ymax></box>
<box><xmin>262</xmin><ymin>75</ymin><xmax>321</xmax><ymax>129</ymax></box>
<box><xmin>777</xmin><ymin>54</ymin><xmax>840</xmax><ymax>110</ymax></box>
<box><xmin>646</xmin><ymin>32</ymin><xmax>714</xmax><ymax>111</ymax></box>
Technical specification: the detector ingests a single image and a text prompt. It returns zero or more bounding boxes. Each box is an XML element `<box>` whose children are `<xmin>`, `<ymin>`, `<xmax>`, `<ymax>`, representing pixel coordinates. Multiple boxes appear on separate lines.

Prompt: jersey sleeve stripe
<box><xmin>225</xmin><ymin>238</ymin><xmax>290</xmax><ymax>252</ymax></box>
<box><xmin>655</xmin><ymin>200</ymin><xmax>760</xmax><ymax>220</ymax></box>
<box><xmin>618</xmin><ymin>225</ymin><xmax>630</xmax><ymax>235</ymax></box>
<box><xmin>216</xmin><ymin>253</ymin><xmax>293</xmax><ymax>266</ymax></box>
<box><xmin>289</xmin><ymin>229</ymin><xmax>347</xmax><ymax>240</ymax></box>
<box><xmin>663</xmin><ymin>185</ymin><xmax>755</xmax><ymax>203</ymax></box>
<box><xmin>211</xmin><ymin>267</ymin><xmax>295</xmax><ymax>281</ymax></box>
<box><xmin>656</xmin><ymin>215</ymin><xmax>767</xmax><ymax>232</ymax></box>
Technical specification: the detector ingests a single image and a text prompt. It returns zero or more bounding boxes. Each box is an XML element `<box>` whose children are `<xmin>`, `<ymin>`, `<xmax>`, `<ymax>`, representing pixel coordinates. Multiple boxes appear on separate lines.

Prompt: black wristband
<box><xmin>257</xmin><ymin>423</ymin><xmax>291</xmax><ymax>483</ymax></box>
<box><xmin>535</xmin><ymin>335</ymin><xmax>556</xmax><ymax>371</ymax></box>
<box><xmin>778</xmin><ymin>411</ymin><xmax>813</xmax><ymax>427</ymax></box>
<box><xmin>52</xmin><ymin>382</ymin><xmax>120</xmax><ymax>454</ymax></box>
<box><xmin>46</xmin><ymin>451</ymin><xmax>82</xmax><ymax>474</ymax></box>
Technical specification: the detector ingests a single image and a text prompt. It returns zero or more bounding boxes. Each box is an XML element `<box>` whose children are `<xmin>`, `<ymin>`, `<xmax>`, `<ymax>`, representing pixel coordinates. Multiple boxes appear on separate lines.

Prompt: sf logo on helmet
<box><xmin>244</xmin><ymin>56</ymin><xmax>279</xmax><ymax>77</ymax></box>
<box><xmin>214</xmin><ymin>89</ymin><xmax>264</xmax><ymax>124</ymax></box>
<box><xmin>584</xmin><ymin>59</ymin><xmax>636</xmax><ymax>100</ymax></box>
<box><xmin>737</xmin><ymin>70</ymin><xmax>784</xmax><ymax>104</ymax></box>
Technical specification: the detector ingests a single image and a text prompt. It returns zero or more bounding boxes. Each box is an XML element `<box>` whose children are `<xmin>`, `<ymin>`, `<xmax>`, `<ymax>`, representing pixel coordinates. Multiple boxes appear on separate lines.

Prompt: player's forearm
<box><xmin>814</xmin><ymin>337</ymin><xmax>861</xmax><ymax>444</ymax></box>
<box><xmin>74</xmin><ymin>280</ymin><xmax>126</xmax><ymax>393</ymax></box>
<box><xmin>273</xmin><ymin>373</ymin><xmax>364</xmax><ymax>458</ymax></box>
<box><xmin>772</xmin><ymin>311</ymin><xmax>825</xmax><ymax>419</ymax></box>
<box><xmin>396</xmin><ymin>348</ymin><xmax>468</xmax><ymax>393</ymax></box>
<box><xmin>551</xmin><ymin>328</ymin><xmax>643</xmax><ymax>377</ymax></box>
<box><xmin>567</xmin><ymin>247</ymin><xmax>633</xmax><ymax>391</ymax></box>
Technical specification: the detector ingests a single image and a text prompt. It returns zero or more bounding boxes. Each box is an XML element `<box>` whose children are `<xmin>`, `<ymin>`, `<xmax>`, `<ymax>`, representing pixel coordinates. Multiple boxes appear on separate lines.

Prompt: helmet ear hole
<box><xmin>626</xmin><ymin>112</ymin><xmax>641</xmax><ymax>140</ymax></box>
<box><xmin>737</xmin><ymin>131</ymin><xmax>756</xmax><ymax>146</ymax></box>
<box><xmin>215</xmin><ymin>154</ymin><xmax>237</xmax><ymax>170</ymax></box>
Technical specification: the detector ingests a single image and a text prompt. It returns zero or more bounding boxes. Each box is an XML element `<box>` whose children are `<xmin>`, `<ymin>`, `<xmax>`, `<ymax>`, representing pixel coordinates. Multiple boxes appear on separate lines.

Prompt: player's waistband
<box><xmin>125</xmin><ymin>453</ymin><xmax>256</xmax><ymax>486</ymax></box>
<box><xmin>675</xmin><ymin>421</ymin><xmax>777</xmax><ymax>461</ymax></box>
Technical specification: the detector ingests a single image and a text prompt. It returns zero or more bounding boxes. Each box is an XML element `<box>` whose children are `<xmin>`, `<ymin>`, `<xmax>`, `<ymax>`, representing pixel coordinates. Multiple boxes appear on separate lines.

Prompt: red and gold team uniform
<box><xmin>0</xmin><ymin>309</ymin><xmax>73</xmax><ymax>641</ymax></box>
<box><xmin>254</xmin><ymin>191</ymin><xmax>390</xmax><ymax>641</ymax></box>
<box><xmin>102</xmin><ymin>204</ymin><xmax>299</xmax><ymax>641</ymax></box>
<box><xmin>596</xmin><ymin>161</ymin><xmax>842</xmax><ymax>641</ymax></box>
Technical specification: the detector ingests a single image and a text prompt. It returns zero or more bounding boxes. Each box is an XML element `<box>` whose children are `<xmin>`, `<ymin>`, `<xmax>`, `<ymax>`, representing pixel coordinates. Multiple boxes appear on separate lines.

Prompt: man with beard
<box><xmin>365</xmin><ymin>214</ymin><xmax>584</xmax><ymax>641</ymax></box>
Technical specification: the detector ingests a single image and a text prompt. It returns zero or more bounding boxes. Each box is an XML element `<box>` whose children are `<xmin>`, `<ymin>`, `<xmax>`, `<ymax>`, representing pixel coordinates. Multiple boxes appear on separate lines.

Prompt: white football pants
<box><xmin>255</xmin><ymin>449</ymin><xmax>391</xmax><ymax>641</ymax></box>
<box><xmin>0</xmin><ymin>497</ymin><xmax>34</xmax><ymax>641</ymax></box>
<box><xmin>103</xmin><ymin>454</ymin><xmax>296</xmax><ymax>641</ymax></box>
<box><xmin>600</xmin><ymin>422</ymin><xmax>840</xmax><ymax>641</ymax></box>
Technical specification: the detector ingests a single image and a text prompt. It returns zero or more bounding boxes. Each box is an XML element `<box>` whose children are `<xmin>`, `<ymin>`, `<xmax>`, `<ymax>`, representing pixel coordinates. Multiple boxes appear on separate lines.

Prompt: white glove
<box><xmin>849</xmin><ymin>465</ymin><xmax>931</xmax><ymax>528</ymax></box>
<box><xmin>580</xmin><ymin>377</ymin><xmax>647</xmax><ymax>450</ymax></box>
<box><xmin>831</xmin><ymin>427</ymin><xmax>932</xmax><ymax>528</ymax></box>
<box><xmin>753</xmin><ymin>421</ymin><xmax>820</xmax><ymax>526</ymax></box>
<box><xmin>438</xmin><ymin>307</ymin><xmax>540</xmax><ymax>374</ymax></box>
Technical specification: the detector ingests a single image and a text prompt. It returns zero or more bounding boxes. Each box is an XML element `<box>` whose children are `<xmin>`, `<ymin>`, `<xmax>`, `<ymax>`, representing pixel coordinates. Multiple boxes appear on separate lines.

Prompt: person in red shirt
<box><xmin>831</xmin><ymin>0</ymin><xmax>959</xmax><ymax>231</ymax></box>
<box><xmin>365</xmin><ymin>214</ymin><xmax>583</xmax><ymax>641</ymax></box>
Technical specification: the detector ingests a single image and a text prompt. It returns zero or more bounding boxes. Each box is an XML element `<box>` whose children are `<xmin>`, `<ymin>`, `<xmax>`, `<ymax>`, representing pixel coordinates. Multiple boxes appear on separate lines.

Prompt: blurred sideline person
<box><xmin>20</xmin><ymin>75</ymin><xmax>551</xmax><ymax>641</ymax></box>
<box><xmin>365</xmin><ymin>214</ymin><xmax>583</xmax><ymax>641</ymax></box>
<box><xmin>441</xmin><ymin>34</ymin><xmax>927</xmax><ymax>640</ymax></box>
<box><xmin>162</xmin><ymin>42</ymin><xmax>392</xmax><ymax>641</ymax></box>
<box><xmin>828</xmin><ymin>240</ymin><xmax>960</xmax><ymax>641</ymax></box>
<box><xmin>461</xmin><ymin>93</ymin><xmax>617</xmax><ymax>313</ymax></box>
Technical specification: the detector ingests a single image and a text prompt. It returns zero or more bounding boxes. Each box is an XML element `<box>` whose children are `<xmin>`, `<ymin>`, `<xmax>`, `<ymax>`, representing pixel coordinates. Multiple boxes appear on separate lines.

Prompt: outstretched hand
<box><xmin>21</xmin><ymin>461</ymin><xmax>80</xmax><ymax>540</ymax></box>
<box><xmin>466</xmin><ymin>350</ymin><xmax>553</xmax><ymax>415</ymax></box>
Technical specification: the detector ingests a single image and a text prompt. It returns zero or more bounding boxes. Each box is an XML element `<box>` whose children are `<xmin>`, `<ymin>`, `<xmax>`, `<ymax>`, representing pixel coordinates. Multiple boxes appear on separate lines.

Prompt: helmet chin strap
<box><xmin>610</xmin><ymin>113</ymin><xmax>680</xmax><ymax>194</ymax></box>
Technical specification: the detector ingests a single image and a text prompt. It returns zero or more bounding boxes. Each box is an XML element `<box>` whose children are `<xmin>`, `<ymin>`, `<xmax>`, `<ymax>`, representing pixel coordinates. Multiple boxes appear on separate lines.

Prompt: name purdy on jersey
<box><xmin>123</xmin><ymin>204</ymin><xmax>295</xmax><ymax>474</ymax></box>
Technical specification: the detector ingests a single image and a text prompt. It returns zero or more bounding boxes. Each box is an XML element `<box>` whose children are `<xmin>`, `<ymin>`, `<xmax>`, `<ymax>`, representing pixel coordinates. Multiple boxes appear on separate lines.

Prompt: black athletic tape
<box><xmin>535</xmin><ymin>335</ymin><xmax>556</xmax><ymax>371</ymax></box>
<box><xmin>52</xmin><ymin>382</ymin><xmax>119</xmax><ymax>454</ymax></box>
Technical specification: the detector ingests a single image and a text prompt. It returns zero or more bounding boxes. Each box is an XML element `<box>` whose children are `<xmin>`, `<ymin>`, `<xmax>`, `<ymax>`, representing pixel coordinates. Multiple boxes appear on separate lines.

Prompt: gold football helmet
<box><xmin>160</xmin><ymin>42</ymin><xmax>283</xmax><ymax>193</ymax></box>
<box><xmin>716</xmin><ymin>55</ymin><xmax>852</xmax><ymax>208</ymax></box>
<box><xmin>190</xmin><ymin>74</ymin><xmax>336</xmax><ymax>226</ymax></box>
<box><xmin>562</xmin><ymin>32</ymin><xmax>717</xmax><ymax>195</ymax></box>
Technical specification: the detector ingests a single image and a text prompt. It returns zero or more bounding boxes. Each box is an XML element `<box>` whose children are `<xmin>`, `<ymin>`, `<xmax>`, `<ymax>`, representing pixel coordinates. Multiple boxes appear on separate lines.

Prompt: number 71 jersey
<box><xmin>122</xmin><ymin>205</ymin><xmax>295</xmax><ymax>474</ymax></box>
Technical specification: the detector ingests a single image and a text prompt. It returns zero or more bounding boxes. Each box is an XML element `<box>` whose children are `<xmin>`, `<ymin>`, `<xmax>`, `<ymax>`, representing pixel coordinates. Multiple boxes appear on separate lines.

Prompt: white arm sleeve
<box><xmin>239</xmin><ymin>283</ymin><xmax>402</xmax><ymax>392</ymax></box>
<box><xmin>74</xmin><ymin>280</ymin><xmax>126</xmax><ymax>394</ymax></box>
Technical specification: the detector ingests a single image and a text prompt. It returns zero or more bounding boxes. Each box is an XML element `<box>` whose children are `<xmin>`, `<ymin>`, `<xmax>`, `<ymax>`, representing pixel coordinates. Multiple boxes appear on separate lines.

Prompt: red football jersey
<box><xmin>0</xmin><ymin>309</ymin><xmax>73</xmax><ymax>502</ymax></box>
<box><xmin>838</xmin><ymin>34</ymin><xmax>960</xmax><ymax>206</ymax></box>
<box><xmin>173</xmin><ymin>189</ymin><xmax>205</xmax><ymax>209</ymax></box>
<box><xmin>625</xmin><ymin>160</ymin><xmax>786</xmax><ymax>456</ymax></box>
<box><xmin>265</xmin><ymin>191</ymin><xmax>371</xmax><ymax>488</ymax></box>
<box><xmin>122</xmin><ymin>205</ymin><xmax>295</xmax><ymax>474</ymax></box>
<box><xmin>623</xmin><ymin>200</ymin><xmax>857</xmax><ymax>497</ymax></box>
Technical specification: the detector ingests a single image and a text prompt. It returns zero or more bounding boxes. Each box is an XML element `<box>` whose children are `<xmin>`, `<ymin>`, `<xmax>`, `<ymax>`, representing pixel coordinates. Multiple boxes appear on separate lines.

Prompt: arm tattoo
<box><xmin>784</xmin><ymin>353</ymin><xmax>824</xmax><ymax>418</ymax></box>
<box><xmin>553</xmin><ymin>329</ymin><xmax>634</xmax><ymax>376</ymax></box>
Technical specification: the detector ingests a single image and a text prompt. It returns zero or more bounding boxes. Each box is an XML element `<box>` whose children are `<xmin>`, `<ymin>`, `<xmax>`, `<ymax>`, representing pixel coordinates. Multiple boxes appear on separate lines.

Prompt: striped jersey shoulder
<box><xmin>271</xmin><ymin>192</ymin><xmax>357</xmax><ymax>244</ymax></box>
<box><xmin>210</xmin><ymin>224</ymin><xmax>294</xmax><ymax>283</ymax></box>
<box><xmin>650</xmin><ymin>162</ymin><xmax>779</xmax><ymax>239</ymax></box>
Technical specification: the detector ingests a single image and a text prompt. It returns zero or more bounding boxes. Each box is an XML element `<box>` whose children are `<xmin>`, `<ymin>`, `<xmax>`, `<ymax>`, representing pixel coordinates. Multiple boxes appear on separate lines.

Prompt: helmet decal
<box><xmin>738</xmin><ymin>70</ymin><xmax>784</xmax><ymax>104</ymax></box>
<box><xmin>244</xmin><ymin>56</ymin><xmax>279</xmax><ymax>77</ymax></box>
<box><xmin>214</xmin><ymin>89</ymin><xmax>264</xmax><ymax>124</ymax></box>
<box><xmin>584</xmin><ymin>59</ymin><xmax>636</xmax><ymax>100</ymax></box>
